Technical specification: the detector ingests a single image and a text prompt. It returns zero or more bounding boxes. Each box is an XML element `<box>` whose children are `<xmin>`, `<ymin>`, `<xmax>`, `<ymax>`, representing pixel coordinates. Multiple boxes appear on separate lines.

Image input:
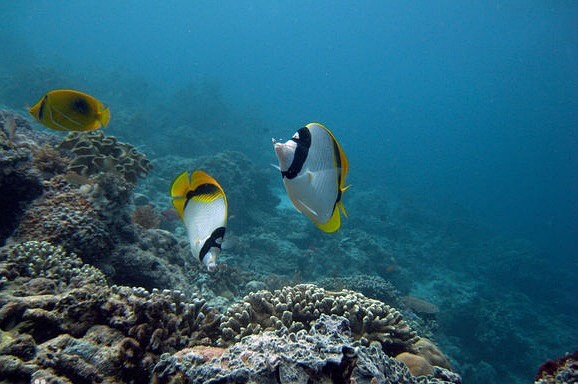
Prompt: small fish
<box><xmin>29</xmin><ymin>89</ymin><xmax>110</xmax><ymax>132</ymax></box>
<box><xmin>170</xmin><ymin>170</ymin><xmax>228</xmax><ymax>272</ymax></box>
<box><xmin>273</xmin><ymin>122</ymin><xmax>349</xmax><ymax>232</ymax></box>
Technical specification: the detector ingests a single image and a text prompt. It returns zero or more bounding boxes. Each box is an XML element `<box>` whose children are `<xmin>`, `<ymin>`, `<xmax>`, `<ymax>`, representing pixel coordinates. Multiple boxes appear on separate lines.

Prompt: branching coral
<box><xmin>0</xmin><ymin>240</ymin><xmax>106</xmax><ymax>287</ymax></box>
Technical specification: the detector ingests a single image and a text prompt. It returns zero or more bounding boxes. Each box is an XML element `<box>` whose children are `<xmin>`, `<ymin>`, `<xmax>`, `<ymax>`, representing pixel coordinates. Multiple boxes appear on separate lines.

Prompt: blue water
<box><xmin>1</xmin><ymin>1</ymin><xmax>577</xmax><ymax>382</ymax></box>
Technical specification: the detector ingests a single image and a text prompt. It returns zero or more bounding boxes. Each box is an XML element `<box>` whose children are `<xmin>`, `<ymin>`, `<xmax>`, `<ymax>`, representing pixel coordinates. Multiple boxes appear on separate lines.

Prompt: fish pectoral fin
<box><xmin>297</xmin><ymin>199</ymin><xmax>318</xmax><ymax>216</ymax></box>
<box><xmin>307</xmin><ymin>170</ymin><xmax>315</xmax><ymax>183</ymax></box>
<box><xmin>270</xmin><ymin>163</ymin><xmax>281</xmax><ymax>171</ymax></box>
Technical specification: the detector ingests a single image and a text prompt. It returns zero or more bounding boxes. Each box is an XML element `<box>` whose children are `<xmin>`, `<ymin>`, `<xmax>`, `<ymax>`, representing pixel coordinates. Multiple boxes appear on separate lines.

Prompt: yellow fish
<box><xmin>29</xmin><ymin>89</ymin><xmax>110</xmax><ymax>132</ymax></box>
<box><xmin>273</xmin><ymin>122</ymin><xmax>349</xmax><ymax>232</ymax></box>
<box><xmin>170</xmin><ymin>170</ymin><xmax>228</xmax><ymax>272</ymax></box>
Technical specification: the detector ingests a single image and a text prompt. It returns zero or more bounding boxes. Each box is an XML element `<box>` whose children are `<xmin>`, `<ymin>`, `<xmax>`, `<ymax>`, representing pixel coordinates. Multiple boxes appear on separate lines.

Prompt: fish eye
<box><xmin>292</xmin><ymin>132</ymin><xmax>300</xmax><ymax>140</ymax></box>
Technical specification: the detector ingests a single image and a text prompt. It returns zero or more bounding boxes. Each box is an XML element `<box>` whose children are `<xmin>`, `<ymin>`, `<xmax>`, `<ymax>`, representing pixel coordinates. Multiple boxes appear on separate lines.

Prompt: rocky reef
<box><xmin>534</xmin><ymin>351</ymin><xmax>578</xmax><ymax>384</ymax></box>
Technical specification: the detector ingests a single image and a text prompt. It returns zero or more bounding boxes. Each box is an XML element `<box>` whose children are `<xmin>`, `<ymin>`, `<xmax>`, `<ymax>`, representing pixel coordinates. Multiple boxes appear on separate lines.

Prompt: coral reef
<box><xmin>0</xmin><ymin>241</ymin><xmax>221</xmax><ymax>383</ymax></box>
<box><xmin>0</xmin><ymin>111</ymin><xmax>45</xmax><ymax>246</ymax></box>
<box><xmin>0</xmin><ymin>240</ymin><xmax>461</xmax><ymax>383</ymax></box>
<box><xmin>316</xmin><ymin>275</ymin><xmax>403</xmax><ymax>307</ymax></box>
<box><xmin>11</xmin><ymin>175</ymin><xmax>114</xmax><ymax>264</ymax></box>
<box><xmin>58</xmin><ymin>131</ymin><xmax>152</xmax><ymax>184</ymax></box>
<box><xmin>153</xmin><ymin>314</ymin><xmax>461</xmax><ymax>384</ymax></box>
<box><xmin>107</xmin><ymin>228</ymin><xmax>195</xmax><ymax>295</ymax></box>
<box><xmin>219</xmin><ymin>284</ymin><xmax>420</xmax><ymax>357</ymax></box>
<box><xmin>131</xmin><ymin>204</ymin><xmax>161</xmax><ymax>229</ymax></box>
<box><xmin>535</xmin><ymin>350</ymin><xmax>578</xmax><ymax>384</ymax></box>
<box><xmin>0</xmin><ymin>241</ymin><xmax>106</xmax><ymax>287</ymax></box>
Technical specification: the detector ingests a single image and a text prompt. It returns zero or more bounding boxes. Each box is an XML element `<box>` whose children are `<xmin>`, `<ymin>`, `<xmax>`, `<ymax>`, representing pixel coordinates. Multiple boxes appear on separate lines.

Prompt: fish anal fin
<box><xmin>314</xmin><ymin>206</ymin><xmax>341</xmax><ymax>233</ymax></box>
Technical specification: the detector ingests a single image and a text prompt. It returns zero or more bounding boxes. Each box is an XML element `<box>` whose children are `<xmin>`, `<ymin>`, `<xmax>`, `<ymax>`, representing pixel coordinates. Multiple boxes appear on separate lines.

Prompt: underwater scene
<box><xmin>1</xmin><ymin>2</ymin><xmax>577</xmax><ymax>384</ymax></box>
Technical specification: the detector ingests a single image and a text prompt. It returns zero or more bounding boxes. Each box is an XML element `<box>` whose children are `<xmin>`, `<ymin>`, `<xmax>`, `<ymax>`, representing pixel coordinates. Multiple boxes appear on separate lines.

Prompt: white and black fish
<box><xmin>273</xmin><ymin>122</ymin><xmax>349</xmax><ymax>232</ymax></box>
<box><xmin>170</xmin><ymin>170</ymin><xmax>227</xmax><ymax>271</ymax></box>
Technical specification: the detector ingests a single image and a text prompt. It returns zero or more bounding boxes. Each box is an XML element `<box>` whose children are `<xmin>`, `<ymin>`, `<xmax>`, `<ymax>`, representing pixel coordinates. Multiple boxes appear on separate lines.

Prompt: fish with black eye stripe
<box><xmin>273</xmin><ymin>122</ymin><xmax>349</xmax><ymax>232</ymax></box>
<box><xmin>170</xmin><ymin>170</ymin><xmax>228</xmax><ymax>272</ymax></box>
<box><xmin>29</xmin><ymin>89</ymin><xmax>110</xmax><ymax>132</ymax></box>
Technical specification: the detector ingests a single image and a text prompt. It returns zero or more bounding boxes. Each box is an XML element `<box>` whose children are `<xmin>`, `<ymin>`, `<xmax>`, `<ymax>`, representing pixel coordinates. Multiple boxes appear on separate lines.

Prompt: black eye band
<box><xmin>281</xmin><ymin>127</ymin><xmax>311</xmax><ymax>180</ymax></box>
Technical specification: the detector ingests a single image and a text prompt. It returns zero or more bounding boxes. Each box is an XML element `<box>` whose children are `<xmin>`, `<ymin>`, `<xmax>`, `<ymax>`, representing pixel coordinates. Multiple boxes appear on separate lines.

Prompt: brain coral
<box><xmin>58</xmin><ymin>131</ymin><xmax>152</xmax><ymax>184</ymax></box>
<box><xmin>219</xmin><ymin>283</ymin><xmax>419</xmax><ymax>356</ymax></box>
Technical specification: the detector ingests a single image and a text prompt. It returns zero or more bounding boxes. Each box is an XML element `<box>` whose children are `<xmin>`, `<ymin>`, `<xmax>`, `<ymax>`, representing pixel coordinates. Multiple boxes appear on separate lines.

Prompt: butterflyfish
<box><xmin>273</xmin><ymin>122</ymin><xmax>349</xmax><ymax>232</ymax></box>
<box><xmin>170</xmin><ymin>170</ymin><xmax>228</xmax><ymax>272</ymax></box>
<box><xmin>29</xmin><ymin>89</ymin><xmax>110</xmax><ymax>132</ymax></box>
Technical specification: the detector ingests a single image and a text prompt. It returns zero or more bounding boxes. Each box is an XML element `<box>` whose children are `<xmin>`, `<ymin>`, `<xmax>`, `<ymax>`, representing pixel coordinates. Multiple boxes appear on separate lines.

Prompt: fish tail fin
<box><xmin>314</xmin><ymin>206</ymin><xmax>341</xmax><ymax>233</ymax></box>
<box><xmin>170</xmin><ymin>171</ymin><xmax>191</xmax><ymax>220</ymax></box>
<box><xmin>99</xmin><ymin>106</ymin><xmax>111</xmax><ymax>127</ymax></box>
